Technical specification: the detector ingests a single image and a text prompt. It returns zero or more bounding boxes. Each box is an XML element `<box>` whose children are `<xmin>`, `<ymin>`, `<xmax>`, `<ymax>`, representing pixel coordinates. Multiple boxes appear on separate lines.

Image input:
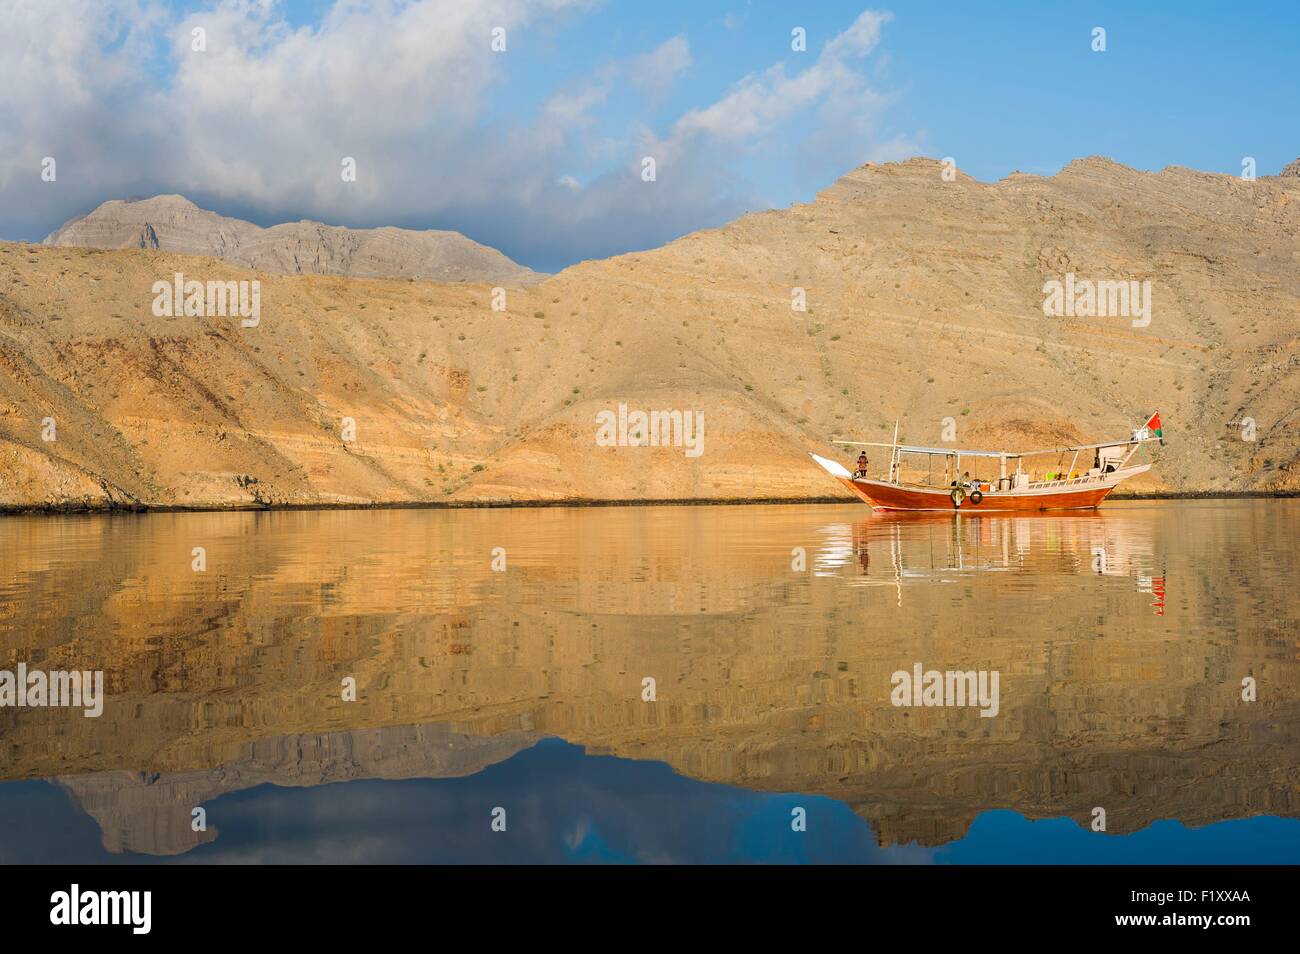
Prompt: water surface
<box><xmin>1</xmin><ymin>500</ymin><xmax>1297</xmax><ymax>862</ymax></box>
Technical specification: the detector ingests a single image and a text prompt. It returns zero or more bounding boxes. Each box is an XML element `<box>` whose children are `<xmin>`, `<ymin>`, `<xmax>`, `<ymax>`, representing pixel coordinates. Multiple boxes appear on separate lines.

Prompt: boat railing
<box><xmin>1026</xmin><ymin>474</ymin><xmax>1104</xmax><ymax>490</ymax></box>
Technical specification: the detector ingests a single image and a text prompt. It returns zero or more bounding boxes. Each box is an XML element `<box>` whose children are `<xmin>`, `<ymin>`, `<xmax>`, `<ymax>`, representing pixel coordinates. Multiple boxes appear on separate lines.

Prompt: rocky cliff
<box><xmin>43</xmin><ymin>195</ymin><xmax>544</xmax><ymax>286</ymax></box>
<box><xmin>4</xmin><ymin>157</ymin><xmax>1299</xmax><ymax>510</ymax></box>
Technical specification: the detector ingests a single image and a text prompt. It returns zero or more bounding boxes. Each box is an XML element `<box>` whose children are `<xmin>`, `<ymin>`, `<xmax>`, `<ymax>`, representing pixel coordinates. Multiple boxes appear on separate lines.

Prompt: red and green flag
<box><xmin>1144</xmin><ymin>412</ymin><xmax>1164</xmax><ymax>444</ymax></box>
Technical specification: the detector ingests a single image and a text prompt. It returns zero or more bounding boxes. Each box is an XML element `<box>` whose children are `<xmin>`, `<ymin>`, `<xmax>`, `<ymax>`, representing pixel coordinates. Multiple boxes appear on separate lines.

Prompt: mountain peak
<box><xmin>122</xmin><ymin>194</ymin><xmax>199</xmax><ymax>208</ymax></box>
<box><xmin>43</xmin><ymin>197</ymin><xmax>543</xmax><ymax>285</ymax></box>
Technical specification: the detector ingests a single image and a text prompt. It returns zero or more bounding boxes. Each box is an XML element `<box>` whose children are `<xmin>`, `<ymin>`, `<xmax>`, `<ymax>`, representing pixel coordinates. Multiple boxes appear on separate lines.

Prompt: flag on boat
<box><xmin>1144</xmin><ymin>411</ymin><xmax>1164</xmax><ymax>445</ymax></box>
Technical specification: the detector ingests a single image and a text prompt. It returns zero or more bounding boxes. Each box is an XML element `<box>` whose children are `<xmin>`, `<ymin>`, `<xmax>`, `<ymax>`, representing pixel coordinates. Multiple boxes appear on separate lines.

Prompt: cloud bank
<box><xmin>0</xmin><ymin>1</ymin><xmax>916</xmax><ymax>271</ymax></box>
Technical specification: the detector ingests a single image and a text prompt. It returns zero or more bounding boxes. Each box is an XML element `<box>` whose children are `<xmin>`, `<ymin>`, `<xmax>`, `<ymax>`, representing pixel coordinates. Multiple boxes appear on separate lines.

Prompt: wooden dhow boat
<box><xmin>811</xmin><ymin>413</ymin><xmax>1163</xmax><ymax>513</ymax></box>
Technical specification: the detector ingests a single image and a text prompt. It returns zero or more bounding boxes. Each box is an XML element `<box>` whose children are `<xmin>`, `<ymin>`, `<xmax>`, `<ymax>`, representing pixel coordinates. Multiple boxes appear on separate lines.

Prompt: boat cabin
<box><xmin>831</xmin><ymin>426</ymin><xmax>1157</xmax><ymax>495</ymax></box>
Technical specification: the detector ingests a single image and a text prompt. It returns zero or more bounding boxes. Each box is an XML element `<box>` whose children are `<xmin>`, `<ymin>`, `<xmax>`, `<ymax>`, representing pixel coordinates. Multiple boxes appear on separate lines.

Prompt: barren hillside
<box><xmin>3</xmin><ymin>156</ymin><xmax>1299</xmax><ymax>510</ymax></box>
<box><xmin>44</xmin><ymin>195</ymin><xmax>544</xmax><ymax>286</ymax></box>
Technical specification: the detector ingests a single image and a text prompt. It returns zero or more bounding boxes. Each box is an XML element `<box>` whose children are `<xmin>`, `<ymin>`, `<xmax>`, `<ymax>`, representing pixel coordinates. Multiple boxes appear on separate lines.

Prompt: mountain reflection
<box><xmin>1</xmin><ymin>501</ymin><xmax>1297</xmax><ymax>860</ymax></box>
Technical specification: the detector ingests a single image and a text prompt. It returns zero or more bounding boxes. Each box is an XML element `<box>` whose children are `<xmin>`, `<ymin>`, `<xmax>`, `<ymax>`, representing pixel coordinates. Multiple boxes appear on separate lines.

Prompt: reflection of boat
<box><xmin>811</xmin><ymin>414</ymin><xmax>1162</xmax><ymax>513</ymax></box>
<box><xmin>845</xmin><ymin>511</ymin><xmax>1151</xmax><ymax>576</ymax></box>
<box><xmin>824</xmin><ymin>509</ymin><xmax>1163</xmax><ymax>607</ymax></box>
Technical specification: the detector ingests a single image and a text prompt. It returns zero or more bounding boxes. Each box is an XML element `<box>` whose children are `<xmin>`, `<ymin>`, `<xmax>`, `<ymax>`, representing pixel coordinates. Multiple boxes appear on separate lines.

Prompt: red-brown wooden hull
<box><xmin>834</xmin><ymin>476</ymin><xmax>1114</xmax><ymax>512</ymax></box>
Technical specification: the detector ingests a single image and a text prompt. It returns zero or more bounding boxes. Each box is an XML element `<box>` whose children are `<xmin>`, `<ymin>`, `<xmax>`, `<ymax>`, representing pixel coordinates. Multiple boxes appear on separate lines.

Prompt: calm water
<box><xmin>1</xmin><ymin>500</ymin><xmax>1297</xmax><ymax>863</ymax></box>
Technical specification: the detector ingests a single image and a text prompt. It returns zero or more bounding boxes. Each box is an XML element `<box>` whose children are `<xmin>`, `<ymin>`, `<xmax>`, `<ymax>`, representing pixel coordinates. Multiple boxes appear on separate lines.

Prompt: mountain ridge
<box><xmin>43</xmin><ymin>194</ymin><xmax>545</xmax><ymax>286</ymax></box>
<box><xmin>4</xmin><ymin>154</ymin><xmax>1299</xmax><ymax>511</ymax></box>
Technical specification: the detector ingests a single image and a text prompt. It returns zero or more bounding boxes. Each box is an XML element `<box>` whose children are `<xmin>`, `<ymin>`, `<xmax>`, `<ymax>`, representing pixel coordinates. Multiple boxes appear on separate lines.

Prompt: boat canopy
<box><xmin>831</xmin><ymin>436</ymin><xmax>1158</xmax><ymax>459</ymax></box>
<box><xmin>833</xmin><ymin>441</ymin><xmax>1006</xmax><ymax>458</ymax></box>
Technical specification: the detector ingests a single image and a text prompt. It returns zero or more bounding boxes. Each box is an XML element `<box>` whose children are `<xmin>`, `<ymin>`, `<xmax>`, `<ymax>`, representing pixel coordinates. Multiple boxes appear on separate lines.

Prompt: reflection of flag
<box><xmin>1144</xmin><ymin>411</ymin><xmax>1164</xmax><ymax>445</ymax></box>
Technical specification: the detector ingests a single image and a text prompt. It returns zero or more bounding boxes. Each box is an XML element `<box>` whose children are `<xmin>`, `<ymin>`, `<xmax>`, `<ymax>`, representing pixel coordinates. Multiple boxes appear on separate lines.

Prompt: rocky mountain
<box><xmin>43</xmin><ymin>195</ymin><xmax>544</xmax><ymax>286</ymax></box>
<box><xmin>3</xmin><ymin>155</ymin><xmax>1300</xmax><ymax>510</ymax></box>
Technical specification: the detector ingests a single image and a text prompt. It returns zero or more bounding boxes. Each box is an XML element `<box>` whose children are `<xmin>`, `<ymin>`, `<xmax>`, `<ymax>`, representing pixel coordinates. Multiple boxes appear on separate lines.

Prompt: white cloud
<box><xmin>0</xmin><ymin>2</ymin><xmax>912</xmax><ymax>271</ymax></box>
<box><xmin>0</xmin><ymin>0</ymin><xmax>170</xmax><ymax>208</ymax></box>
<box><xmin>667</xmin><ymin>10</ymin><xmax>892</xmax><ymax>154</ymax></box>
<box><xmin>628</xmin><ymin>35</ymin><xmax>692</xmax><ymax>100</ymax></box>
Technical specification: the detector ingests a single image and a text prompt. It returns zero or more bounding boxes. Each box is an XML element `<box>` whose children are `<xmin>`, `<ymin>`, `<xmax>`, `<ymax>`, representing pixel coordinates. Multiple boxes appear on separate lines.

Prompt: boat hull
<box><xmin>834</xmin><ymin>476</ymin><xmax>1114</xmax><ymax>512</ymax></box>
<box><xmin>810</xmin><ymin>454</ymin><xmax>1149</xmax><ymax>513</ymax></box>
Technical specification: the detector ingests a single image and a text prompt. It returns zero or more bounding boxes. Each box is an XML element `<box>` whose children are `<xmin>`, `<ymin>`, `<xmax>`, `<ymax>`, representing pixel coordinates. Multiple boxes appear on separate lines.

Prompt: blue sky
<box><xmin>2</xmin><ymin>1</ymin><xmax>1297</xmax><ymax>271</ymax></box>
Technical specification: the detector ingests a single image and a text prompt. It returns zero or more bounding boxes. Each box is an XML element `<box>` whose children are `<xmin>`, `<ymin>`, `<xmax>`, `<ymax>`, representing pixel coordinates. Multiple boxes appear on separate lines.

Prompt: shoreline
<box><xmin>3</xmin><ymin>488</ymin><xmax>1298</xmax><ymax>517</ymax></box>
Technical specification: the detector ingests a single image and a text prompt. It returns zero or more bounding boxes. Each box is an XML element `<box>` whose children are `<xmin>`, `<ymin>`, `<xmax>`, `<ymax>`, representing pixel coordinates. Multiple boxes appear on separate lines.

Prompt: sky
<box><xmin>2</xmin><ymin>0</ymin><xmax>1298</xmax><ymax>272</ymax></box>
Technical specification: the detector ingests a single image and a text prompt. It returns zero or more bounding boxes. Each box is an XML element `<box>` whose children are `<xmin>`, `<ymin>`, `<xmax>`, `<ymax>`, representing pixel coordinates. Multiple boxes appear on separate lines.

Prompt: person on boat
<box><xmin>855</xmin><ymin>452</ymin><xmax>869</xmax><ymax>477</ymax></box>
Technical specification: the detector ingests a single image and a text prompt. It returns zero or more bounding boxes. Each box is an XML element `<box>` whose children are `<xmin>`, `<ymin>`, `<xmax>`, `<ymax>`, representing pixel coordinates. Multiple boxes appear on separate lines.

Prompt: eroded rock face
<box><xmin>4</xmin><ymin>155</ymin><xmax>1300</xmax><ymax>510</ymax></box>
<box><xmin>43</xmin><ymin>195</ymin><xmax>544</xmax><ymax>286</ymax></box>
<box><xmin>1280</xmin><ymin>157</ymin><xmax>1300</xmax><ymax>178</ymax></box>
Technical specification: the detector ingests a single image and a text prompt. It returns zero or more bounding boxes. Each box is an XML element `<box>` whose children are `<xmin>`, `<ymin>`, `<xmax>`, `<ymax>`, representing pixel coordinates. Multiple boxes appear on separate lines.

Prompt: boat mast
<box><xmin>889</xmin><ymin>419</ymin><xmax>900</xmax><ymax>483</ymax></box>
